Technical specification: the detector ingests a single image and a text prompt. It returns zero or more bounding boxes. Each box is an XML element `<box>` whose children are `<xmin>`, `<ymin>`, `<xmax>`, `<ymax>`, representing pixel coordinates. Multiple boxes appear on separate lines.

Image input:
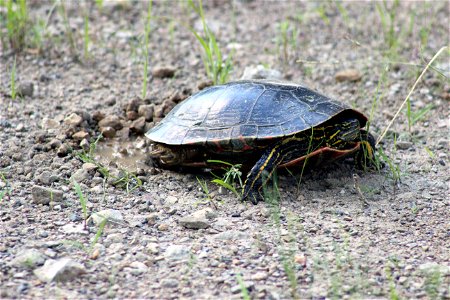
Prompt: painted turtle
<box><xmin>145</xmin><ymin>80</ymin><xmax>375</xmax><ymax>204</ymax></box>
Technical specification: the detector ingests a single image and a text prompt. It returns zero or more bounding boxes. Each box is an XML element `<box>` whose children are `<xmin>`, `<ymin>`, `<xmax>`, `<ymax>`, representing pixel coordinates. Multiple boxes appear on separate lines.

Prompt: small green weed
<box><xmin>376</xmin><ymin>0</ymin><xmax>400</xmax><ymax>58</ymax></box>
<box><xmin>72</xmin><ymin>180</ymin><xmax>88</xmax><ymax>229</ymax></box>
<box><xmin>423</xmin><ymin>266</ymin><xmax>444</xmax><ymax>299</ymax></box>
<box><xmin>142</xmin><ymin>0</ymin><xmax>153</xmax><ymax>99</ymax></box>
<box><xmin>3</xmin><ymin>0</ymin><xmax>27</xmax><ymax>51</ymax></box>
<box><xmin>188</xmin><ymin>0</ymin><xmax>233</xmax><ymax>84</ymax></box>
<box><xmin>385</xmin><ymin>258</ymin><xmax>400</xmax><ymax>300</ymax></box>
<box><xmin>195</xmin><ymin>177</ymin><xmax>217</xmax><ymax>207</ymax></box>
<box><xmin>113</xmin><ymin>171</ymin><xmax>142</xmax><ymax>194</ymax></box>
<box><xmin>58</xmin><ymin>1</ymin><xmax>78</xmax><ymax>60</ymax></box>
<box><xmin>208</xmin><ymin>160</ymin><xmax>243</xmax><ymax>198</ymax></box>
<box><xmin>276</xmin><ymin>20</ymin><xmax>298</xmax><ymax>64</ymax></box>
<box><xmin>83</xmin><ymin>11</ymin><xmax>90</xmax><ymax>60</ymax></box>
<box><xmin>10</xmin><ymin>56</ymin><xmax>17</xmax><ymax>100</ymax></box>
<box><xmin>236</xmin><ymin>273</ymin><xmax>251</xmax><ymax>300</ymax></box>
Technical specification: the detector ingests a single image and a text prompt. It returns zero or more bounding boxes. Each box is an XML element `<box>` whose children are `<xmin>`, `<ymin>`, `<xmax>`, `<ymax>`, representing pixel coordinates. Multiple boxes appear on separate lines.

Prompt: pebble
<box><xmin>160</xmin><ymin>278</ymin><xmax>179</xmax><ymax>288</ymax></box>
<box><xmin>251</xmin><ymin>271</ymin><xmax>268</xmax><ymax>281</ymax></box>
<box><xmin>100</xmin><ymin>126</ymin><xmax>116</xmax><ymax>138</ymax></box>
<box><xmin>335</xmin><ymin>69</ymin><xmax>362</xmax><ymax>82</ymax></box>
<box><xmin>214</xmin><ymin>230</ymin><xmax>249</xmax><ymax>241</ymax></box>
<box><xmin>231</xmin><ymin>281</ymin><xmax>254</xmax><ymax>294</ymax></box>
<box><xmin>138</xmin><ymin>104</ymin><xmax>154</xmax><ymax>121</ymax></box>
<box><xmin>178</xmin><ymin>208</ymin><xmax>217</xmax><ymax>230</ymax></box>
<box><xmin>130</xmin><ymin>117</ymin><xmax>146</xmax><ymax>134</ymax></box>
<box><xmin>41</xmin><ymin>118</ymin><xmax>60</xmax><ymax>130</ymax></box>
<box><xmin>128</xmin><ymin>261</ymin><xmax>148</xmax><ymax>275</ymax></box>
<box><xmin>11</xmin><ymin>249</ymin><xmax>46</xmax><ymax>268</ymax></box>
<box><xmin>64</xmin><ymin>113</ymin><xmax>83</xmax><ymax>127</ymax></box>
<box><xmin>33</xmin><ymin>258</ymin><xmax>86</xmax><ymax>282</ymax></box>
<box><xmin>31</xmin><ymin>185</ymin><xmax>63</xmax><ymax>204</ymax></box>
<box><xmin>90</xmin><ymin>209</ymin><xmax>124</xmax><ymax>226</ymax></box>
<box><xmin>147</xmin><ymin>243</ymin><xmax>159</xmax><ymax>255</ymax></box>
<box><xmin>80</xmin><ymin>138</ymin><xmax>90</xmax><ymax>151</ymax></box>
<box><xmin>164</xmin><ymin>245</ymin><xmax>191</xmax><ymax>261</ymax></box>
<box><xmin>396</xmin><ymin>141</ymin><xmax>413</xmax><ymax>150</ymax></box>
<box><xmin>57</xmin><ymin>144</ymin><xmax>70</xmax><ymax>157</ymax></box>
<box><xmin>82</xmin><ymin>162</ymin><xmax>98</xmax><ymax>172</ymax></box>
<box><xmin>98</xmin><ymin>115</ymin><xmax>122</xmax><ymax>130</ymax></box>
<box><xmin>60</xmin><ymin>223</ymin><xmax>87</xmax><ymax>235</ymax></box>
<box><xmin>72</xmin><ymin>131</ymin><xmax>89</xmax><ymax>140</ymax></box>
<box><xmin>71</xmin><ymin>168</ymin><xmax>90</xmax><ymax>182</ymax></box>
<box><xmin>152</xmin><ymin>65</ymin><xmax>176</xmax><ymax>78</ymax></box>
<box><xmin>35</xmin><ymin>171</ymin><xmax>58</xmax><ymax>185</ymax></box>
<box><xmin>241</xmin><ymin>65</ymin><xmax>282</xmax><ymax>80</ymax></box>
<box><xmin>16</xmin><ymin>81</ymin><xmax>34</xmax><ymax>97</ymax></box>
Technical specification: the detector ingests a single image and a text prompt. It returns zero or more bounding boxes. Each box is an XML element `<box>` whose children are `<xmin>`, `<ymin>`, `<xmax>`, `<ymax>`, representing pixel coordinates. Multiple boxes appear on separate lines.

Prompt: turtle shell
<box><xmin>146</xmin><ymin>81</ymin><xmax>368</xmax><ymax>150</ymax></box>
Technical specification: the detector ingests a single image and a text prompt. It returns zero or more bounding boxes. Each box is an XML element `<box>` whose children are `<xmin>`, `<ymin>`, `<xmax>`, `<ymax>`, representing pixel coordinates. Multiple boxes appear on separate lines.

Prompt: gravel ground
<box><xmin>0</xmin><ymin>1</ymin><xmax>449</xmax><ymax>299</ymax></box>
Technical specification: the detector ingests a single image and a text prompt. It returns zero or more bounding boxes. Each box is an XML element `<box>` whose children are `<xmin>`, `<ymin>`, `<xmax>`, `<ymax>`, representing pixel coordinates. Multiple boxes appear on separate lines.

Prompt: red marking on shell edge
<box><xmin>239</xmin><ymin>136</ymin><xmax>253</xmax><ymax>151</ymax></box>
<box><xmin>279</xmin><ymin>142</ymin><xmax>361</xmax><ymax>168</ymax></box>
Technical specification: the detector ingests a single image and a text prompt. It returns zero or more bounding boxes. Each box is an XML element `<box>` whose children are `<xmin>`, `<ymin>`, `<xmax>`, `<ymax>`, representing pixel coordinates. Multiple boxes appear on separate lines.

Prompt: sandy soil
<box><xmin>0</xmin><ymin>1</ymin><xmax>449</xmax><ymax>299</ymax></box>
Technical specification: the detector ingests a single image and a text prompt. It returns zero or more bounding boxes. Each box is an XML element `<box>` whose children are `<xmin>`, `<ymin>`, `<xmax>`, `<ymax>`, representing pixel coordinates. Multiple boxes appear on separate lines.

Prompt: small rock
<box><xmin>129</xmin><ymin>261</ymin><xmax>148</xmax><ymax>274</ymax></box>
<box><xmin>126</xmin><ymin>98</ymin><xmax>142</xmax><ymax>112</ymax></box>
<box><xmin>11</xmin><ymin>249</ymin><xmax>45</xmax><ymax>268</ymax></box>
<box><xmin>251</xmin><ymin>271</ymin><xmax>268</xmax><ymax>281</ymax></box>
<box><xmin>70</xmin><ymin>169</ymin><xmax>90</xmax><ymax>182</ymax></box>
<box><xmin>214</xmin><ymin>230</ymin><xmax>249</xmax><ymax>240</ymax></box>
<box><xmin>161</xmin><ymin>278</ymin><xmax>179</xmax><ymax>288</ymax></box>
<box><xmin>33</xmin><ymin>258</ymin><xmax>86</xmax><ymax>282</ymax></box>
<box><xmin>41</xmin><ymin>118</ymin><xmax>59</xmax><ymax>130</ymax></box>
<box><xmin>138</xmin><ymin>104</ymin><xmax>154</xmax><ymax>121</ymax></box>
<box><xmin>197</xmin><ymin>80</ymin><xmax>213</xmax><ymax>90</ymax></box>
<box><xmin>45</xmin><ymin>138</ymin><xmax>62</xmax><ymax>150</ymax></box>
<box><xmin>165</xmin><ymin>245</ymin><xmax>191</xmax><ymax>261</ymax></box>
<box><xmin>396</xmin><ymin>141</ymin><xmax>413</xmax><ymax>150</ymax></box>
<box><xmin>178</xmin><ymin>208</ymin><xmax>217</xmax><ymax>230</ymax></box>
<box><xmin>31</xmin><ymin>185</ymin><xmax>63</xmax><ymax>204</ymax></box>
<box><xmin>57</xmin><ymin>144</ymin><xmax>70</xmax><ymax>157</ymax></box>
<box><xmin>241</xmin><ymin>65</ymin><xmax>282</xmax><ymax>80</ymax></box>
<box><xmin>72</xmin><ymin>131</ymin><xmax>89</xmax><ymax>140</ymax></box>
<box><xmin>100</xmin><ymin>126</ymin><xmax>116</xmax><ymax>138</ymax></box>
<box><xmin>152</xmin><ymin>66</ymin><xmax>176</xmax><ymax>78</ymax></box>
<box><xmin>130</xmin><ymin>117</ymin><xmax>146</xmax><ymax>134</ymax></box>
<box><xmin>90</xmin><ymin>209</ymin><xmax>124</xmax><ymax>226</ymax></box>
<box><xmin>92</xmin><ymin>111</ymin><xmax>105</xmax><ymax>122</ymax></box>
<box><xmin>60</xmin><ymin>223</ymin><xmax>87</xmax><ymax>235</ymax></box>
<box><xmin>82</xmin><ymin>163</ymin><xmax>97</xmax><ymax>172</ymax></box>
<box><xmin>231</xmin><ymin>281</ymin><xmax>254</xmax><ymax>294</ymax></box>
<box><xmin>418</xmin><ymin>262</ymin><xmax>450</xmax><ymax>275</ymax></box>
<box><xmin>16</xmin><ymin>81</ymin><xmax>34</xmax><ymax>97</ymax></box>
<box><xmin>335</xmin><ymin>69</ymin><xmax>362</xmax><ymax>82</ymax></box>
<box><xmin>64</xmin><ymin>113</ymin><xmax>83</xmax><ymax>127</ymax></box>
<box><xmin>98</xmin><ymin>115</ymin><xmax>122</xmax><ymax>130</ymax></box>
<box><xmin>35</xmin><ymin>171</ymin><xmax>57</xmax><ymax>185</ymax></box>
<box><xmin>126</xmin><ymin>110</ymin><xmax>139</xmax><ymax>121</ymax></box>
<box><xmin>79</xmin><ymin>138</ymin><xmax>90</xmax><ymax>151</ymax></box>
<box><xmin>147</xmin><ymin>243</ymin><xmax>159</xmax><ymax>255</ymax></box>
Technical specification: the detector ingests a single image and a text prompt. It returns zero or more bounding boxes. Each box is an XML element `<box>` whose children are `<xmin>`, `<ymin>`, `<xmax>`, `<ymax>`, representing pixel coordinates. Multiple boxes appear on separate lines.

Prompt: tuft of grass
<box><xmin>236</xmin><ymin>273</ymin><xmax>251</xmax><ymax>300</ymax></box>
<box><xmin>377</xmin><ymin>46</ymin><xmax>448</xmax><ymax>145</ymax></box>
<box><xmin>208</xmin><ymin>160</ymin><xmax>243</xmax><ymax>198</ymax></box>
<box><xmin>188</xmin><ymin>0</ymin><xmax>233</xmax><ymax>85</ymax></box>
<box><xmin>83</xmin><ymin>11</ymin><xmax>90</xmax><ymax>60</ymax></box>
<box><xmin>112</xmin><ymin>171</ymin><xmax>142</xmax><ymax>194</ymax></box>
<box><xmin>73</xmin><ymin>180</ymin><xmax>88</xmax><ymax>230</ymax></box>
<box><xmin>142</xmin><ymin>0</ymin><xmax>152</xmax><ymax>99</ymax></box>
<box><xmin>276</xmin><ymin>20</ymin><xmax>298</xmax><ymax>65</ymax></box>
<box><xmin>376</xmin><ymin>0</ymin><xmax>400</xmax><ymax>57</ymax></box>
<box><xmin>58</xmin><ymin>1</ymin><xmax>78</xmax><ymax>60</ymax></box>
<box><xmin>422</xmin><ymin>266</ymin><xmax>444</xmax><ymax>299</ymax></box>
<box><xmin>3</xmin><ymin>0</ymin><xmax>27</xmax><ymax>51</ymax></box>
<box><xmin>10</xmin><ymin>56</ymin><xmax>17</xmax><ymax>100</ymax></box>
<box><xmin>195</xmin><ymin>177</ymin><xmax>217</xmax><ymax>208</ymax></box>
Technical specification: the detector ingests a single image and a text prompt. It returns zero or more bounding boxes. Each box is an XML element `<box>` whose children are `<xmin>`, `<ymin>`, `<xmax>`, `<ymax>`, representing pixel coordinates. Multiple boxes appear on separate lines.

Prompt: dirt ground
<box><xmin>0</xmin><ymin>1</ymin><xmax>449</xmax><ymax>299</ymax></box>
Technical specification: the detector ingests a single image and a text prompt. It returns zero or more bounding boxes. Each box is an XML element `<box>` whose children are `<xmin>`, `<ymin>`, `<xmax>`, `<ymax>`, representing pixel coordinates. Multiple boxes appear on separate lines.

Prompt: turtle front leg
<box><xmin>356</xmin><ymin>130</ymin><xmax>377</xmax><ymax>169</ymax></box>
<box><xmin>242</xmin><ymin>143</ymin><xmax>285</xmax><ymax>204</ymax></box>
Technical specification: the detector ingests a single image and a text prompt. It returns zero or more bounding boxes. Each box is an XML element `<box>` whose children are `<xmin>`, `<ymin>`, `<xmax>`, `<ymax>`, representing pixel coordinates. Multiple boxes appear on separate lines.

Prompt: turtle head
<box><xmin>149</xmin><ymin>144</ymin><xmax>181</xmax><ymax>166</ymax></box>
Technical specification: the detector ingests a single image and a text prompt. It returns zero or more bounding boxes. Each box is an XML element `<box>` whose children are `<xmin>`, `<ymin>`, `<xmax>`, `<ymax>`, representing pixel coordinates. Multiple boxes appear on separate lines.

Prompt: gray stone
<box><xmin>241</xmin><ymin>65</ymin><xmax>282</xmax><ymax>80</ymax></box>
<box><xmin>60</xmin><ymin>223</ymin><xmax>87</xmax><ymax>235</ymax></box>
<box><xmin>179</xmin><ymin>208</ymin><xmax>217</xmax><ymax>229</ymax></box>
<box><xmin>98</xmin><ymin>115</ymin><xmax>122</xmax><ymax>130</ymax></box>
<box><xmin>90</xmin><ymin>209</ymin><xmax>124</xmax><ymax>226</ymax></box>
<box><xmin>214</xmin><ymin>230</ymin><xmax>249</xmax><ymax>241</ymax></box>
<box><xmin>64</xmin><ymin>113</ymin><xmax>83</xmax><ymax>127</ymax></box>
<box><xmin>130</xmin><ymin>116</ymin><xmax>146</xmax><ymax>134</ymax></box>
<box><xmin>71</xmin><ymin>169</ymin><xmax>90</xmax><ymax>182</ymax></box>
<box><xmin>11</xmin><ymin>249</ymin><xmax>45</xmax><ymax>268</ymax></box>
<box><xmin>396</xmin><ymin>141</ymin><xmax>413</xmax><ymax>150</ymax></box>
<box><xmin>161</xmin><ymin>278</ymin><xmax>179</xmax><ymax>288</ymax></box>
<box><xmin>57</xmin><ymin>144</ymin><xmax>70</xmax><ymax>157</ymax></box>
<box><xmin>31</xmin><ymin>185</ymin><xmax>63</xmax><ymax>204</ymax></box>
<box><xmin>35</xmin><ymin>171</ymin><xmax>57</xmax><ymax>185</ymax></box>
<box><xmin>33</xmin><ymin>258</ymin><xmax>86</xmax><ymax>282</ymax></box>
<box><xmin>165</xmin><ymin>245</ymin><xmax>191</xmax><ymax>261</ymax></box>
<box><xmin>138</xmin><ymin>104</ymin><xmax>154</xmax><ymax>121</ymax></box>
<box><xmin>128</xmin><ymin>261</ymin><xmax>148</xmax><ymax>275</ymax></box>
<box><xmin>41</xmin><ymin>118</ymin><xmax>59</xmax><ymax>130</ymax></box>
<box><xmin>16</xmin><ymin>81</ymin><xmax>34</xmax><ymax>97</ymax></box>
<box><xmin>100</xmin><ymin>126</ymin><xmax>116</xmax><ymax>138</ymax></box>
